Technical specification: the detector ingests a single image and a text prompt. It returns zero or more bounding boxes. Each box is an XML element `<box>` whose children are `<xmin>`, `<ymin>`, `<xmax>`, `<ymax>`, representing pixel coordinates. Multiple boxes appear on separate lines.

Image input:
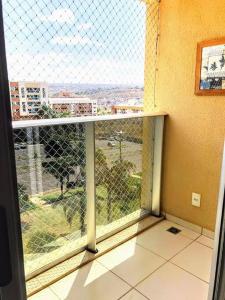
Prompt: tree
<box><xmin>95</xmin><ymin>148</ymin><xmax>136</xmax><ymax>223</ymax></box>
<box><xmin>58</xmin><ymin>191</ymin><xmax>87</xmax><ymax>235</ymax></box>
<box><xmin>114</xmin><ymin>131</ymin><xmax>125</xmax><ymax>162</ymax></box>
<box><xmin>18</xmin><ymin>183</ymin><xmax>35</xmax><ymax>212</ymax></box>
<box><xmin>41</xmin><ymin>123</ymin><xmax>87</xmax><ymax>235</ymax></box>
<box><xmin>42</xmin><ymin>125</ymin><xmax>85</xmax><ymax>198</ymax></box>
<box><xmin>42</xmin><ymin>156</ymin><xmax>77</xmax><ymax>197</ymax></box>
<box><xmin>106</xmin><ymin>160</ymin><xmax>135</xmax><ymax>221</ymax></box>
<box><xmin>95</xmin><ymin>148</ymin><xmax>109</xmax><ymax>185</ymax></box>
<box><xmin>38</xmin><ymin>104</ymin><xmax>70</xmax><ymax>119</ymax></box>
<box><xmin>54</xmin><ymin>190</ymin><xmax>104</xmax><ymax>236</ymax></box>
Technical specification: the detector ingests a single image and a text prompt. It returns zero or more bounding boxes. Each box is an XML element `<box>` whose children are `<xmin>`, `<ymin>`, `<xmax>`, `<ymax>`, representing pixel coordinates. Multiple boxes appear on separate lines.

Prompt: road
<box><xmin>14</xmin><ymin>138</ymin><xmax>143</xmax><ymax>196</ymax></box>
<box><xmin>96</xmin><ymin>139</ymin><xmax>142</xmax><ymax>172</ymax></box>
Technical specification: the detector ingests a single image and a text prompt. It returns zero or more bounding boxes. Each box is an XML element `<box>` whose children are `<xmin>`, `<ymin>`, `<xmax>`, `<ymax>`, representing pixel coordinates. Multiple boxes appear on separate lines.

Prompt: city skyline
<box><xmin>9</xmin><ymin>80</ymin><xmax>144</xmax><ymax>120</ymax></box>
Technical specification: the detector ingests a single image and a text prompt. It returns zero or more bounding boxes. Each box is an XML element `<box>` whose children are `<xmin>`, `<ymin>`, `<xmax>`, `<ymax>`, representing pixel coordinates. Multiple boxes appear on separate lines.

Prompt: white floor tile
<box><xmin>171</xmin><ymin>242</ymin><xmax>213</xmax><ymax>282</ymax></box>
<box><xmin>120</xmin><ymin>289</ymin><xmax>148</xmax><ymax>300</ymax></box>
<box><xmin>97</xmin><ymin>239</ymin><xmax>165</xmax><ymax>286</ymax></box>
<box><xmin>50</xmin><ymin>260</ymin><xmax>130</xmax><ymax>300</ymax></box>
<box><xmin>28</xmin><ymin>288</ymin><xmax>59</xmax><ymax>300</ymax></box>
<box><xmin>136</xmin><ymin>223</ymin><xmax>193</xmax><ymax>260</ymax></box>
<box><xmin>196</xmin><ymin>235</ymin><xmax>214</xmax><ymax>249</ymax></box>
<box><xmin>136</xmin><ymin>262</ymin><xmax>209</xmax><ymax>300</ymax></box>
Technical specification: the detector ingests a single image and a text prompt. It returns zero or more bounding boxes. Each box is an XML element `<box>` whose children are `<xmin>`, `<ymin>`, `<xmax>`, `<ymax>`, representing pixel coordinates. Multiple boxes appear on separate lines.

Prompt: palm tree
<box><xmin>56</xmin><ymin>190</ymin><xmax>104</xmax><ymax>235</ymax></box>
<box><xmin>210</xmin><ymin>62</ymin><xmax>218</xmax><ymax>71</ymax></box>
<box><xmin>106</xmin><ymin>160</ymin><xmax>135</xmax><ymax>222</ymax></box>
<box><xmin>95</xmin><ymin>148</ymin><xmax>136</xmax><ymax>223</ymax></box>
<box><xmin>219</xmin><ymin>55</ymin><xmax>225</xmax><ymax>69</ymax></box>
<box><xmin>59</xmin><ymin>191</ymin><xmax>86</xmax><ymax>235</ymax></box>
<box><xmin>114</xmin><ymin>131</ymin><xmax>125</xmax><ymax>162</ymax></box>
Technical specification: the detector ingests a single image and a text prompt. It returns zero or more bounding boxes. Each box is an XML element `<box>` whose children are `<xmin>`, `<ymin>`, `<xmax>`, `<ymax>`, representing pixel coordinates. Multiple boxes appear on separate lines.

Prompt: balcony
<box><xmin>13</xmin><ymin>113</ymin><xmax>165</xmax><ymax>287</ymax></box>
<box><xmin>11</xmin><ymin>112</ymin><xmax>217</xmax><ymax>300</ymax></box>
<box><xmin>1</xmin><ymin>0</ymin><xmax>225</xmax><ymax>299</ymax></box>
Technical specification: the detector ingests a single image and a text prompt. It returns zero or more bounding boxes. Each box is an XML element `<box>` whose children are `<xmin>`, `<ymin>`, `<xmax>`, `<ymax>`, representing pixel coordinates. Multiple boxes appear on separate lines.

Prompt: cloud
<box><xmin>51</xmin><ymin>35</ymin><xmax>92</xmax><ymax>46</ymax></box>
<box><xmin>6</xmin><ymin>52</ymin><xmax>144</xmax><ymax>85</ymax></box>
<box><xmin>39</xmin><ymin>8</ymin><xmax>75</xmax><ymax>24</ymax></box>
<box><xmin>77</xmin><ymin>23</ymin><xmax>92</xmax><ymax>30</ymax></box>
<box><xmin>51</xmin><ymin>35</ymin><xmax>102</xmax><ymax>47</ymax></box>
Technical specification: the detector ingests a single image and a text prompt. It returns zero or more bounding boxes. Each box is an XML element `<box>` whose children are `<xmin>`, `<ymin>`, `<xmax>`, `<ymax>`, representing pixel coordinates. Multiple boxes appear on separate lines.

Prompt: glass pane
<box><xmin>95</xmin><ymin>118</ymin><xmax>150</xmax><ymax>238</ymax></box>
<box><xmin>14</xmin><ymin>124</ymin><xmax>87</xmax><ymax>276</ymax></box>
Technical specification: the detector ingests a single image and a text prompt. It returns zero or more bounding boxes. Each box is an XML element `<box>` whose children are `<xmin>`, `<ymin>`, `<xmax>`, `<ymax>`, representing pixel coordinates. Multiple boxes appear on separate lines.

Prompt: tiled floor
<box><xmin>29</xmin><ymin>220</ymin><xmax>213</xmax><ymax>300</ymax></box>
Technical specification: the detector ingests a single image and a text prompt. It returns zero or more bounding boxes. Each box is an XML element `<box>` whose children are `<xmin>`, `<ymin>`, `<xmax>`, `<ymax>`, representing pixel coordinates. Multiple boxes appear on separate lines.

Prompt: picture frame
<box><xmin>195</xmin><ymin>37</ymin><xmax>225</xmax><ymax>96</ymax></box>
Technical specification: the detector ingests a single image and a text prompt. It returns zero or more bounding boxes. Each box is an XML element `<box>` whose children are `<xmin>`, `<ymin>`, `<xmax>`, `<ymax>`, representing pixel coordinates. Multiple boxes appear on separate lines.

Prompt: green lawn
<box><xmin>21</xmin><ymin>182</ymin><xmax>141</xmax><ymax>257</ymax></box>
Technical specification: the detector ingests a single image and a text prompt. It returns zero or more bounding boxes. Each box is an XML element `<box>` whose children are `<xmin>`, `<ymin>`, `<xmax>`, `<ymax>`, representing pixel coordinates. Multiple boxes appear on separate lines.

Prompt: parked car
<box><xmin>14</xmin><ymin>143</ymin><xmax>21</xmax><ymax>150</ymax></box>
<box><xmin>20</xmin><ymin>143</ymin><xmax>27</xmax><ymax>149</ymax></box>
<box><xmin>107</xmin><ymin>141</ymin><xmax>116</xmax><ymax>147</ymax></box>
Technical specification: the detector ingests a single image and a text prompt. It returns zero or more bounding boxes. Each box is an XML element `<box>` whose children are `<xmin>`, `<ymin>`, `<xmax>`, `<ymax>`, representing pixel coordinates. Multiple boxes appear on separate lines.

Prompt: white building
<box><xmin>48</xmin><ymin>97</ymin><xmax>97</xmax><ymax>116</ymax></box>
<box><xmin>18</xmin><ymin>82</ymin><xmax>48</xmax><ymax>117</ymax></box>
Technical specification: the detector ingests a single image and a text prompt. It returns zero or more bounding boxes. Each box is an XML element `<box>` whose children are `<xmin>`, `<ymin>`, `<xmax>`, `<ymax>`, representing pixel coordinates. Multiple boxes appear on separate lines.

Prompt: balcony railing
<box><xmin>12</xmin><ymin>112</ymin><xmax>165</xmax><ymax>280</ymax></box>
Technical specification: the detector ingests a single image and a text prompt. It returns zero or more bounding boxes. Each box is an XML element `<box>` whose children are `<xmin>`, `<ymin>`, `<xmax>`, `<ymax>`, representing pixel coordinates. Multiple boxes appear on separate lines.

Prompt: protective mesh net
<box><xmin>95</xmin><ymin>118</ymin><xmax>147</xmax><ymax>238</ymax></box>
<box><xmin>13</xmin><ymin>117</ymin><xmax>153</xmax><ymax>277</ymax></box>
<box><xmin>3</xmin><ymin>0</ymin><xmax>159</xmax><ymax>277</ymax></box>
<box><xmin>3</xmin><ymin>0</ymin><xmax>159</xmax><ymax>119</ymax></box>
<box><xmin>14</xmin><ymin>124</ymin><xmax>87</xmax><ymax>276</ymax></box>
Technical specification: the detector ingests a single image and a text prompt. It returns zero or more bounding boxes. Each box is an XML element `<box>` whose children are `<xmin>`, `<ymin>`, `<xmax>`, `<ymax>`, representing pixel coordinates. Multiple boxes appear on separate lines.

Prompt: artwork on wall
<box><xmin>195</xmin><ymin>38</ymin><xmax>225</xmax><ymax>95</ymax></box>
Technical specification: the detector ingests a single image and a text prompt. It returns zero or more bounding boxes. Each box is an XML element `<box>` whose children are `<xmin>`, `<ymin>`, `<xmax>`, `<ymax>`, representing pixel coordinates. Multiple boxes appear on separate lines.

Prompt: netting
<box><xmin>14</xmin><ymin>124</ymin><xmax>87</xmax><ymax>276</ymax></box>
<box><xmin>95</xmin><ymin>118</ymin><xmax>148</xmax><ymax>238</ymax></box>
<box><xmin>13</xmin><ymin>117</ymin><xmax>153</xmax><ymax>277</ymax></box>
<box><xmin>3</xmin><ymin>0</ymin><xmax>159</xmax><ymax>278</ymax></box>
<box><xmin>3</xmin><ymin>0</ymin><xmax>159</xmax><ymax>119</ymax></box>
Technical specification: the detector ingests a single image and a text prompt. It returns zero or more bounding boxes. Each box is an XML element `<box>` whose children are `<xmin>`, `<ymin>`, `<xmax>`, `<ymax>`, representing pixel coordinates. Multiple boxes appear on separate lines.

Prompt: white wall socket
<box><xmin>192</xmin><ymin>193</ymin><xmax>201</xmax><ymax>207</ymax></box>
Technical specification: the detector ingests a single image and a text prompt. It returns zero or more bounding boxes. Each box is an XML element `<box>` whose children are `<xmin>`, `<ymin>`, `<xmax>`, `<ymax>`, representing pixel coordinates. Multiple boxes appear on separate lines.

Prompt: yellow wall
<box><xmin>147</xmin><ymin>0</ymin><xmax>225</xmax><ymax>230</ymax></box>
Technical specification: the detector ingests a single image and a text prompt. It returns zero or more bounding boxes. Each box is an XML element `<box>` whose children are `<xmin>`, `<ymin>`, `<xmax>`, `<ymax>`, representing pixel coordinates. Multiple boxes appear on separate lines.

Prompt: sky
<box><xmin>3</xmin><ymin>0</ymin><xmax>146</xmax><ymax>85</ymax></box>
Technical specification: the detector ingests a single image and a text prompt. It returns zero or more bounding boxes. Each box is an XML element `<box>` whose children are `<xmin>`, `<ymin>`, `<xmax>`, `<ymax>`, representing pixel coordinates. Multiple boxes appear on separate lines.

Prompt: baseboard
<box><xmin>202</xmin><ymin>228</ymin><xmax>215</xmax><ymax>239</ymax></box>
<box><xmin>165</xmin><ymin>213</ymin><xmax>214</xmax><ymax>238</ymax></box>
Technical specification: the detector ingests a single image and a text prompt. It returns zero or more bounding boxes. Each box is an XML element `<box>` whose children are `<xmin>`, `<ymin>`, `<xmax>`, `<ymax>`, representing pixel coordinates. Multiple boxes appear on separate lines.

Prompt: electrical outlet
<box><xmin>192</xmin><ymin>193</ymin><xmax>201</xmax><ymax>207</ymax></box>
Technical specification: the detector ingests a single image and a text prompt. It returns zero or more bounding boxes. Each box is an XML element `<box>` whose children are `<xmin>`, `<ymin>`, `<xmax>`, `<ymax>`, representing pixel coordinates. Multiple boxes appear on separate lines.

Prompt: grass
<box><xmin>21</xmin><ymin>181</ymin><xmax>141</xmax><ymax>258</ymax></box>
<box><xmin>41</xmin><ymin>187</ymin><xmax>84</xmax><ymax>204</ymax></box>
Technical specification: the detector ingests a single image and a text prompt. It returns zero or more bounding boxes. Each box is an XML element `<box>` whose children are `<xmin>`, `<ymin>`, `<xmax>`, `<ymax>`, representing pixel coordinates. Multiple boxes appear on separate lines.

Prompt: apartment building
<box><xmin>49</xmin><ymin>97</ymin><xmax>97</xmax><ymax>116</ymax></box>
<box><xmin>111</xmin><ymin>104</ymin><xmax>143</xmax><ymax>114</ymax></box>
<box><xmin>10</xmin><ymin>82</ymin><xmax>20</xmax><ymax>120</ymax></box>
<box><xmin>9</xmin><ymin>81</ymin><xmax>48</xmax><ymax>119</ymax></box>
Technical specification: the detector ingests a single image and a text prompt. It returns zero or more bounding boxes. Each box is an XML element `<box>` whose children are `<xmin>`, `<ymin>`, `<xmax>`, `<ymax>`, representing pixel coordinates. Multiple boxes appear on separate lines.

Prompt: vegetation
<box><xmin>38</xmin><ymin>104</ymin><xmax>70</xmax><ymax>119</ymax></box>
<box><xmin>95</xmin><ymin>148</ymin><xmax>140</xmax><ymax>222</ymax></box>
<box><xmin>22</xmin><ymin>179</ymin><xmax>140</xmax><ymax>255</ymax></box>
<box><xmin>41</xmin><ymin>125</ymin><xmax>85</xmax><ymax>198</ymax></box>
<box><xmin>18</xmin><ymin>183</ymin><xmax>35</xmax><ymax>212</ymax></box>
<box><xmin>53</xmin><ymin>190</ymin><xmax>87</xmax><ymax>235</ymax></box>
<box><xmin>21</xmin><ymin>121</ymin><xmax>142</xmax><ymax>257</ymax></box>
<box><xmin>27</xmin><ymin>231</ymin><xmax>57</xmax><ymax>253</ymax></box>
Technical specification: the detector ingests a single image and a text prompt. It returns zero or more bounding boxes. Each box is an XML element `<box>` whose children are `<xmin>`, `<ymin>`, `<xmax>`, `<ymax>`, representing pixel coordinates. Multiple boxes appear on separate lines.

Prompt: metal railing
<box><xmin>12</xmin><ymin>112</ymin><xmax>165</xmax><ymax>279</ymax></box>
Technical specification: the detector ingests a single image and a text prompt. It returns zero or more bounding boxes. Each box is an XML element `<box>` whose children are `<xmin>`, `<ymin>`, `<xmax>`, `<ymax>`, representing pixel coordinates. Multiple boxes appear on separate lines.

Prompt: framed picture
<box><xmin>195</xmin><ymin>38</ymin><xmax>225</xmax><ymax>95</ymax></box>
